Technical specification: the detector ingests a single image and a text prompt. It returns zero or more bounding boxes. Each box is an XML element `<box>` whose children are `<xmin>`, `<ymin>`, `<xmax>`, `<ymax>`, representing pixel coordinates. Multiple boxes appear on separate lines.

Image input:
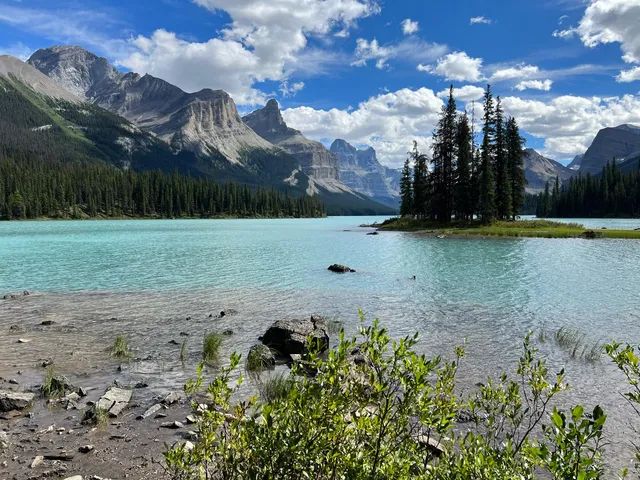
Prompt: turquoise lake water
<box><xmin>1</xmin><ymin>216</ymin><xmax>640</xmax><ymax>469</ymax></box>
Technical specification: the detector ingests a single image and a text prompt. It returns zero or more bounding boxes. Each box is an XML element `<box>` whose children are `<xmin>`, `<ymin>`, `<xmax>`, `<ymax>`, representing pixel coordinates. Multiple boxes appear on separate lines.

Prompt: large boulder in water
<box><xmin>0</xmin><ymin>390</ymin><xmax>35</xmax><ymax>412</ymax></box>
<box><xmin>261</xmin><ymin>316</ymin><xmax>329</xmax><ymax>356</ymax></box>
<box><xmin>328</xmin><ymin>264</ymin><xmax>355</xmax><ymax>273</ymax></box>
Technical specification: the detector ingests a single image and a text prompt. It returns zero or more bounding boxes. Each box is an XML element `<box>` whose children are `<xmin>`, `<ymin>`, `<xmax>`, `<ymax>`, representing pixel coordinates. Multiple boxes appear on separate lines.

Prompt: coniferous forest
<box><xmin>0</xmin><ymin>154</ymin><xmax>325</xmax><ymax>220</ymax></box>
<box><xmin>536</xmin><ymin>160</ymin><xmax>640</xmax><ymax>218</ymax></box>
<box><xmin>400</xmin><ymin>85</ymin><xmax>526</xmax><ymax>223</ymax></box>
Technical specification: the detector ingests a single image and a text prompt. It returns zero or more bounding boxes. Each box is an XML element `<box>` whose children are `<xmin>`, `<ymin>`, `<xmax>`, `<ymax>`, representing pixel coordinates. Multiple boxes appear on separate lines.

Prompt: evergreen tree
<box><xmin>431</xmin><ymin>86</ymin><xmax>457</xmax><ymax>223</ymax></box>
<box><xmin>399</xmin><ymin>155</ymin><xmax>414</xmax><ymax>217</ymax></box>
<box><xmin>411</xmin><ymin>142</ymin><xmax>430</xmax><ymax>218</ymax></box>
<box><xmin>506</xmin><ymin>117</ymin><xmax>525</xmax><ymax>219</ymax></box>
<box><xmin>494</xmin><ymin>97</ymin><xmax>512</xmax><ymax>219</ymax></box>
<box><xmin>478</xmin><ymin>85</ymin><xmax>496</xmax><ymax>223</ymax></box>
<box><xmin>454</xmin><ymin>113</ymin><xmax>473</xmax><ymax>220</ymax></box>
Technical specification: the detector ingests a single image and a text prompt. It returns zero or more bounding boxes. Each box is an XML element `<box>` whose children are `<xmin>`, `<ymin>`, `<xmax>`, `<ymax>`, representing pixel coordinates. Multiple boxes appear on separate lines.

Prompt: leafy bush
<box><xmin>166</xmin><ymin>317</ymin><xmax>609</xmax><ymax>479</ymax></box>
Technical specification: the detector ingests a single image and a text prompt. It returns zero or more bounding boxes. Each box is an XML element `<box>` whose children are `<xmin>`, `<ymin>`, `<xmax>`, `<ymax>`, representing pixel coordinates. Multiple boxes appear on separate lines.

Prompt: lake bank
<box><xmin>377</xmin><ymin>217</ymin><xmax>640</xmax><ymax>239</ymax></box>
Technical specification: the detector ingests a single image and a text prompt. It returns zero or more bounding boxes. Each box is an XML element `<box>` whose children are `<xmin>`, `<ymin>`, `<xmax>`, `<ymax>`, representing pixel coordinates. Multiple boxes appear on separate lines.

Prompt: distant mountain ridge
<box><xmin>329</xmin><ymin>139</ymin><xmax>401</xmax><ymax>208</ymax></box>
<box><xmin>577</xmin><ymin>124</ymin><xmax>640</xmax><ymax>175</ymax></box>
<box><xmin>522</xmin><ymin>148</ymin><xmax>574</xmax><ymax>193</ymax></box>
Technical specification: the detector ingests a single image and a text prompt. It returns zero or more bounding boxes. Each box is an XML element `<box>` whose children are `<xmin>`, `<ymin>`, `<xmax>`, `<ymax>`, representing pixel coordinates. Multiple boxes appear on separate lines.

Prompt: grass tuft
<box><xmin>41</xmin><ymin>366</ymin><xmax>67</xmax><ymax>398</ymax></box>
<box><xmin>110</xmin><ymin>335</ymin><xmax>131</xmax><ymax>359</ymax></box>
<box><xmin>180</xmin><ymin>339</ymin><xmax>188</xmax><ymax>364</ymax></box>
<box><xmin>549</xmin><ymin>327</ymin><xmax>602</xmax><ymax>363</ymax></box>
<box><xmin>258</xmin><ymin>373</ymin><xmax>293</xmax><ymax>404</ymax></box>
<box><xmin>203</xmin><ymin>333</ymin><xmax>222</xmax><ymax>364</ymax></box>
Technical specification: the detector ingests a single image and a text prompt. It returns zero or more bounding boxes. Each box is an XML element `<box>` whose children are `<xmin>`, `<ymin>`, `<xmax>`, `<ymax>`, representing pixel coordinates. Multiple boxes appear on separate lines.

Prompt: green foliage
<box><xmin>110</xmin><ymin>335</ymin><xmax>131</xmax><ymax>359</ymax></box>
<box><xmin>202</xmin><ymin>333</ymin><xmax>222</xmax><ymax>365</ymax></box>
<box><xmin>180</xmin><ymin>339</ymin><xmax>188</xmax><ymax>364</ymax></box>
<box><xmin>245</xmin><ymin>345</ymin><xmax>273</xmax><ymax>372</ymax></box>
<box><xmin>164</xmin><ymin>318</ymin><xmax>617</xmax><ymax>479</ymax></box>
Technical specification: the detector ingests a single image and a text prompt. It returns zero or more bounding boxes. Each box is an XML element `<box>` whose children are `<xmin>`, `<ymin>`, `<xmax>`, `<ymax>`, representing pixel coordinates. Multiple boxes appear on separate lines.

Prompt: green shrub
<box><xmin>166</xmin><ymin>318</ymin><xmax>608</xmax><ymax>479</ymax></box>
<box><xmin>202</xmin><ymin>333</ymin><xmax>222</xmax><ymax>364</ymax></box>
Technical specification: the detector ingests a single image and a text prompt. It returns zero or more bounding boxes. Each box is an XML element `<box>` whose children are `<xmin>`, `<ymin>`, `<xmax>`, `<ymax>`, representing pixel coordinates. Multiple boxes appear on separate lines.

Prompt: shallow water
<box><xmin>1</xmin><ymin>216</ymin><xmax>639</xmax><ymax>471</ymax></box>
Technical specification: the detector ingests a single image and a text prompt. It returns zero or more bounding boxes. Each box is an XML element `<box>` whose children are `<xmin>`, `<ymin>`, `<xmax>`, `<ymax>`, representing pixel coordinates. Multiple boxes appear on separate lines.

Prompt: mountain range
<box><xmin>2</xmin><ymin>45</ymin><xmax>640</xmax><ymax>209</ymax></box>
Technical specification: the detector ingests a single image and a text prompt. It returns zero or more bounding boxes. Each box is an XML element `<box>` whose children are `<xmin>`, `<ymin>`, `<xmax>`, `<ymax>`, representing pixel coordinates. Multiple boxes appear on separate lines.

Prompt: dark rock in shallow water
<box><xmin>366</xmin><ymin>231</ymin><xmax>379</xmax><ymax>236</ymax></box>
<box><xmin>247</xmin><ymin>344</ymin><xmax>276</xmax><ymax>370</ymax></box>
<box><xmin>0</xmin><ymin>390</ymin><xmax>35</xmax><ymax>412</ymax></box>
<box><xmin>328</xmin><ymin>264</ymin><xmax>356</xmax><ymax>273</ymax></box>
<box><xmin>261</xmin><ymin>316</ymin><xmax>329</xmax><ymax>356</ymax></box>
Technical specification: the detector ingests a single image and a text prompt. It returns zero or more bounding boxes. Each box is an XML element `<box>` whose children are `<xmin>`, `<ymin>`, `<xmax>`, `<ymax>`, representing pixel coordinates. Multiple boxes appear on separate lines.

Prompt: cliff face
<box><xmin>522</xmin><ymin>148</ymin><xmax>574</xmax><ymax>193</ymax></box>
<box><xmin>28</xmin><ymin>46</ymin><xmax>275</xmax><ymax>163</ymax></box>
<box><xmin>578</xmin><ymin>124</ymin><xmax>640</xmax><ymax>175</ymax></box>
<box><xmin>330</xmin><ymin>139</ymin><xmax>400</xmax><ymax>208</ymax></box>
<box><xmin>243</xmin><ymin>100</ymin><xmax>348</xmax><ymax>193</ymax></box>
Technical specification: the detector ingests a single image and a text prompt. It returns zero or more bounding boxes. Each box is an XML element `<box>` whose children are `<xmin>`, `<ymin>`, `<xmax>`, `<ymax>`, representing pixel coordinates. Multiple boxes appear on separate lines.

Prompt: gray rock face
<box><xmin>0</xmin><ymin>55</ymin><xmax>79</xmax><ymax>102</ymax></box>
<box><xmin>243</xmin><ymin>100</ymin><xmax>350</xmax><ymax>194</ymax></box>
<box><xmin>95</xmin><ymin>386</ymin><xmax>132</xmax><ymax>417</ymax></box>
<box><xmin>330</xmin><ymin>139</ymin><xmax>401</xmax><ymax>207</ymax></box>
<box><xmin>261</xmin><ymin>316</ymin><xmax>329</xmax><ymax>356</ymax></box>
<box><xmin>522</xmin><ymin>148</ymin><xmax>574</xmax><ymax>193</ymax></box>
<box><xmin>0</xmin><ymin>390</ymin><xmax>35</xmax><ymax>412</ymax></box>
<box><xmin>28</xmin><ymin>46</ymin><xmax>275</xmax><ymax>163</ymax></box>
<box><xmin>579</xmin><ymin>124</ymin><xmax>640</xmax><ymax>175</ymax></box>
<box><xmin>568</xmin><ymin>153</ymin><xmax>583</xmax><ymax>171</ymax></box>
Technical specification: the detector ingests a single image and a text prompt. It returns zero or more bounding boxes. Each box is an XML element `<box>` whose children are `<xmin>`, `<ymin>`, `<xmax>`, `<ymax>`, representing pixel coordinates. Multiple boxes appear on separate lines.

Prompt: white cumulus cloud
<box><xmin>617</xmin><ymin>66</ymin><xmax>640</xmax><ymax>82</ymax></box>
<box><xmin>437</xmin><ymin>85</ymin><xmax>485</xmax><ymax>102</ymax></box>
<box><xmin>515</xmin><ymin>79</ymin><xmax>553</xmax><ymax>91</ymax></box>
<box><xmin>470</xmin><ymin>16</ymin><xmax>492</xmax><ymax>25</ymax></box>
<box><xmin>422</xmin><ymin>51</ymin><xmax>483</xmax><ymax>82</ymax></box>
<box><xmin>490</xmin><ymin>64</ymin><xmax>540</xmax><ymax>82</ymax></box>
<box><xmin>401</xmin><ymin>18</ymin><xmax>419</xmax><ymax>35</ymax></box>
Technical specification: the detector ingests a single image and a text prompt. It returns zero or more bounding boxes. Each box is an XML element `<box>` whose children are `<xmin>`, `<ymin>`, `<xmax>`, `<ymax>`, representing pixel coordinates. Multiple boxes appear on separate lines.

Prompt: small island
<box><xmin>378</xmin><ymin>217</ymin><xmax>640</xmax><ymax>239</ymax></box>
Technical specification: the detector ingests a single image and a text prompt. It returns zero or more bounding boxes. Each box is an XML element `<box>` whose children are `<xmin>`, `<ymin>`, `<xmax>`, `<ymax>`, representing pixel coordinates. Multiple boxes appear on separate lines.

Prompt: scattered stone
<box><xmin>92</xmin><ymin>387</ymin><xmax>132</xmax><ymax>418</ymax></box>
<box><xmin>217</xmin><ymin>309</ymin><xmax>238</xmax><ymax>318</ymax></box>
<box><xmin>40</xmin><ymin>320</ymin><xmax>56</xmax><ymax>326</ymax></box>
<box><xmin>137</xmin><ymin>403</ymin><xmax>163</xmax><ymax>420</ymax></box>
<box><xmin>183</xmin><ymin>430</ymin><xmax>198</xmax><ymax>441</ymax></box>
<box><xmin>41</xmin><ymin>359</ymin><xmax>54</xmax><ymax>368</ymax></box>
<box><xmin>222</xmin><ymin>329</ymin><xmax>234</xmax><ymax>336</ymax></box>
<box><xmin>134</xmin><ymin>382</ymin><xmax>148</xmax><ymax>389</ymax></box>
<box><xmin>77</xmin><ymin>387</ymin><xmax>88</xmax><ymax>397</ymax></box>
<box><xmin>8</xmin><ymin>379</ymin><xmax>18</xmax><ymax>385</ymax></box>
<box><xmin>261</xmin><ymin>316</ymin><xmax>329</xmax><ymax>356</ymax></box>
<box><xmin>162</xmin><ymin>391</ymin><xmax>183</xmax><ymax>406</ymax></box>
<box><xmin>78</xmin><ymin>444</ymin><xmax>94</xmax><ymax>454</ymax></box>
<box><xmin>155</xmin><ymin>412</ymin><xmax>167</xmax><ymax>419</ymax></box>
<box><xmin>17</xmin><ymin>338</ymin><xmax>31</xmax><ymax>344</ymax></box>
<box><xmin>0</xmin><ymin>390</ymin><xmax>35</xmax><ymax>412</ymax></box>
<box><xmin>160</xmin><ymin>421</ymin><xmax>184</xmax><ymax>429</ymax></box>
<box><xmin>366</xmin><ymin>231</ymin><xmax>379</xmax><ymax>235</ymax></box>
<box><xmin>0</xmin><ymin>431</ymin><xmax>9</xmax><ymax>451</ymax></box>
<box><xmin>168</xmin><ymin>340</ymin><xmax>179</xmax><ymax>345</ymax></box>
<box><xmin>44</xmin><ymin>453</ymin><xmax>74</xmax><ymax>461</ymax></box>
<box><xmin>327</xmin><ymin>264</ymin><xmax>356</xmax><ymax>273</ymax></box>
<box><xmin>185</xmin><ymin>414</ymin><xmax>197</xmax><ymax>424</ymax></box>
<box><xmin>416</xmin><ymin>434</ymin><xmax>446</xmax><ymax>457</ymax></box>
<box><xmin>63</xmin><ymin>476</ymin><xmax>83</xmax><ymax>480</ymax></box>
<box><xmin>179</xmin><ymin>331</ymin><xmax>190</xmax><ymax>336</ymax></box>
<box><xmin>247</xmin><ymin>344</ymin><xmax>276</xmax><ymax>369</ymax></box>
<box><xmin>31</xmin><ymin>455</ymin><xmax>44</xmax><ymax>468</ymax></box>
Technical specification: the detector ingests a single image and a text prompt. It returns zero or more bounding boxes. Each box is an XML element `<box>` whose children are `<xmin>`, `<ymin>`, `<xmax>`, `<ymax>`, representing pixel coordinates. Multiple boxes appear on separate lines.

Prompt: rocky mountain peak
<box><xmin>28</xmin><ymin>46</ymin><xmax>121</xmax><ymax>100</ymax></box>
<box><xmin>330</xmin><ymin>139</ymin><xmax>357</xmax><ymax>156</ymax></box>
<box><xmin>242</xmin><ymin>98</ymin><xmax>290</xmax><ymax>141</ymax></box>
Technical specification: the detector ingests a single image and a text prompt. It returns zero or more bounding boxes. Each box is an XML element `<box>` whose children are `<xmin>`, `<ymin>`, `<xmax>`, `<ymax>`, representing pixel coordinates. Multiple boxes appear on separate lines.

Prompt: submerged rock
<box><xmin>261</xmin><ymin>316</ymin><xmax>329</xmax><ymax>356</ymax></box>
<box><xmin>0</xmin><ymin>390</ymin><xmax>35</xmax><ymax>412</ymax></box>
<box><xmin>328</xmin><ymin>264</ymin><xmax>356</xmax><ymax>273</ymax></box>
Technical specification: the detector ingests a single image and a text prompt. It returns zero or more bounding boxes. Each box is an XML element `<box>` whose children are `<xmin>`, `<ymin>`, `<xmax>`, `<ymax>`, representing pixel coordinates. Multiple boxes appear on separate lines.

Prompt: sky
<box><xmin>1</xmin><ymin>0</ymin><xmax>640</xmax><ymax>167</ymax></box>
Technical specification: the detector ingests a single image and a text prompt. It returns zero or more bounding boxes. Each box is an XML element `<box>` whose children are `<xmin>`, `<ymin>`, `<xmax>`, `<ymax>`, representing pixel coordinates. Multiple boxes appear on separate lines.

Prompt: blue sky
<box><xmin>1</xmin><ymin>0</ymin><xmax>639</xmax><ymax>166</ymax></box>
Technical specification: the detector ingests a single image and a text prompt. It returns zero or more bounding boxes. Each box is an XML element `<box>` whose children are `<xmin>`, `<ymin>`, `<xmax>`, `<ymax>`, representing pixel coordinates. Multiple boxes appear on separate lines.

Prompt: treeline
<box><xmin>537</xmin><ymin>160</ymin><xmax>640</xmax><ymax>218</ymax></box>
<box><xmin>400</xmin><ymin>85</ymin><xmax>525</xmax><ymax>223</ymax></box>
<box><xmin>0</xmin><ymin>154</ymin><xmax>325</xmax><ymax>220</ymax></box>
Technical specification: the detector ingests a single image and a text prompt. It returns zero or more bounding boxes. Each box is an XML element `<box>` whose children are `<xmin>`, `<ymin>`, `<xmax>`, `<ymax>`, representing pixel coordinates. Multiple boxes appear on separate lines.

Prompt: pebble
<box><xmin>160</xmin><ymin>421</ymin><xmax>184</xmax><ymax>429</ymax></box>
<box><xmin>30</xmin><ymin>455</ymin><xmax>44</xmax><ymax>469</ymax></box>
<box><xmin>17</xmin><ymin>338</ymin><xmax>31</xmax><ymax>344</ymax></box>
<box><xmin>78</xmin><ymin>444</ymin><xmax>94</xmax><ymax>453</ymax></box>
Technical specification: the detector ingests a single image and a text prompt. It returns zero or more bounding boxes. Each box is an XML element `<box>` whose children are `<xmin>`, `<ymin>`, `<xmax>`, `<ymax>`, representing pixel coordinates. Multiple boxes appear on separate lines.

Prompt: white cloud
<box><xmin>401</xmin><ymin>18</ymin><xmax>419</xmax><ymax>35</ymax></box>
<box><xmin>515</xmin><ymin>79</ymin><xmax>553</xmax><ymax>91</ymax></box>
<box><xmin>437</xmin><ymin>85</ymin><xmax>485</xmax><ymax>102</ymax></box>
<box><xmin>490</xmin><ymin>64</ymin><xmax>539</xmax><ymax>82</ymax></box>
<box><xmin>423</xmin><ymin>51</ymin><xmax>483</xmax><ymax>82</ymax></box>
<box><xmin>352</xmin><ymin>38</ymin><xmax>394</xmax><ymax>69</ymax></box>
<box><xmin>280</xmin><ymin>80</ymin><xmax>305</xmax><ymax>96</ymax></box>
<box><xmin>502</xmin><ymin>93</ymin><xmax>640</xmax><ymax>159</ymax></box>
<box><xmin>617</xmin><ymin>66</ymin><xmax>640</xmax><ymax>82</ymax></box>
<box><xmin>470</xmin><ymin>16</ymin><xmax>492</xmax><ymax>25</ymax></box>
<box><xmin>559</xmin><ymin>0</ymin><xmax>640</xmax><ymax>65</ymax></box>
<box><xmin>353</xmin><ymin>37</ymin><xmax>447</xmax><ymax>69</ymax></box>
<box><xmin>282</xmin><ymin>87</ymin><xmax>445</xmax><ymax>167</ymax></box>
<box><xmin>121</xmin><ymin>0</ymin><xmax>380</xmax><ymax>104</ymax></box>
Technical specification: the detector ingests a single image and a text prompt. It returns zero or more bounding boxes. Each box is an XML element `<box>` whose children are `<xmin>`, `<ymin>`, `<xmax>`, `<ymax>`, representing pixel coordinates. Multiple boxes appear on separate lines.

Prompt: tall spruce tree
<box><xmin>431</xmin><ymin>86</ymin><xmax>457</xmax><ymax>223</ymax></box>
<box><xmin>478</xmin><ymin>85</ymin><xmax>496</xmax><ymax>223</ymax></box>
<box><xmin>506</xmin><ymin>117</ymin><xmax>525</xmax><ymax>219</ymax></box>
<box><xmin>411</xmin><ymin>142</ymin><xmax>430</xmax><ymax>218</ymax></box>
<box><xmin>454</xmin><ymin>113</ymin><xmax>473</xmax><ymax>220</ymax></box>
<box><xmin>494</xmin><ymin>97</ymin><xmax>512</xmax><ymax>219</ymax></box>
<box><xmin>399</xmin><ymin>154</ymin><xmax>414</xmax><ymax>217</ymax></box>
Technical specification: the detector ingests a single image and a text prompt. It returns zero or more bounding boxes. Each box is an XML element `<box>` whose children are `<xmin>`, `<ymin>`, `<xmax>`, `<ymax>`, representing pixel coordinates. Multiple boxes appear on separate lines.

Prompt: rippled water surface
<box><xmin>1</xmin><ymin>216</ymin><xmax>640</xmax><ymax>470</ymax></box>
